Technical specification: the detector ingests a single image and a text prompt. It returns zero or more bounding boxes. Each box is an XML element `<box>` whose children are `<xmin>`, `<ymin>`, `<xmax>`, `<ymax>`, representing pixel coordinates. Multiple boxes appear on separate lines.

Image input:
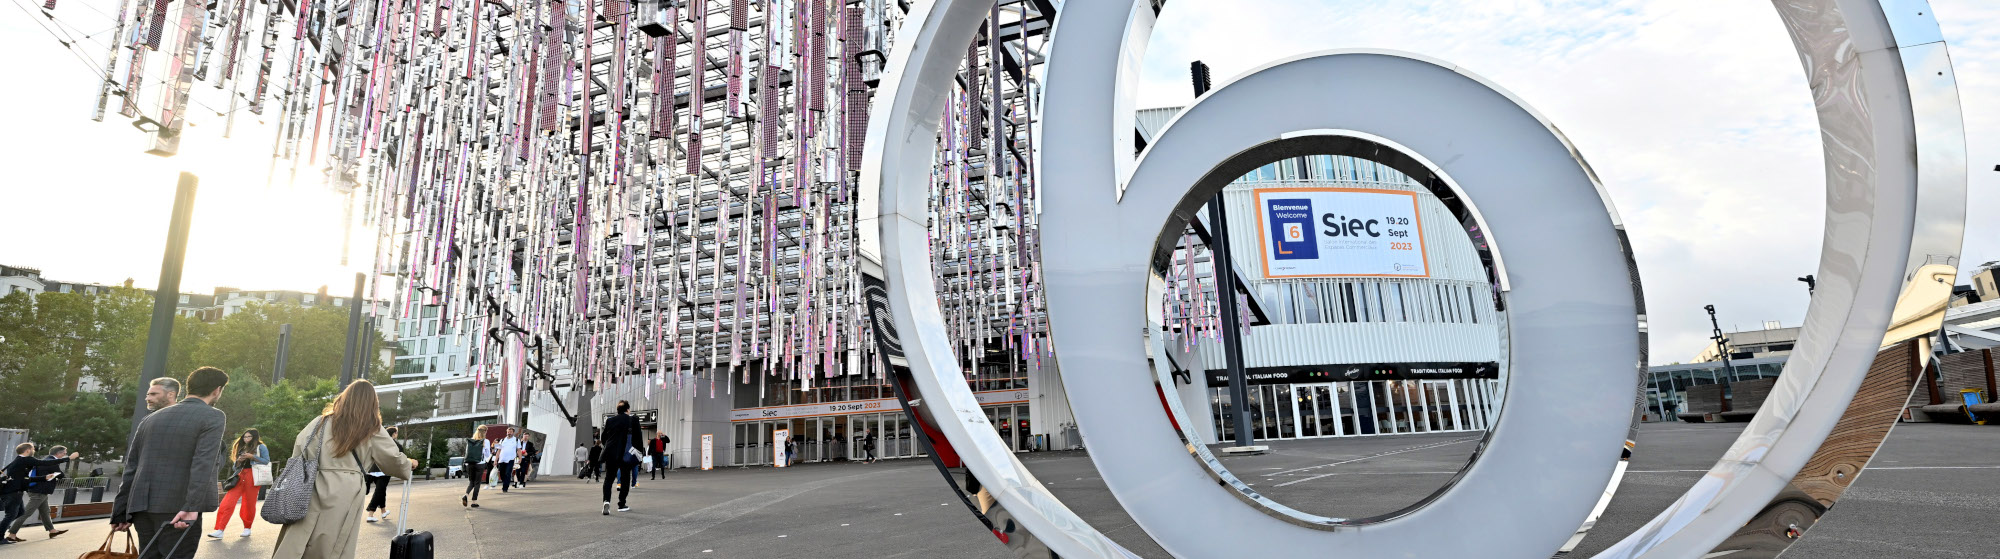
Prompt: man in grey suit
<box><xmin>111</xmin><ymin>367</ymin><xmax>228</xmax><ymax>559</ymax></box>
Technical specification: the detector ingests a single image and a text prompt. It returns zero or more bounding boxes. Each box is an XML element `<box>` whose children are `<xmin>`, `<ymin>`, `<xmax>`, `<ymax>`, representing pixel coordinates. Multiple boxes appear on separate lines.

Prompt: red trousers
<box><xmin>214</xmin><ymin>468</ymin><xmax>257</xmax><ymax>530</ymax></box>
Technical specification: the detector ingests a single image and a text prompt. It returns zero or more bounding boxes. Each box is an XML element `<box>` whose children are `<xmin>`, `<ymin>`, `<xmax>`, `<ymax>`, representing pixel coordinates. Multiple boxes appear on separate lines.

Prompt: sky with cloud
<box><xmin>1</xmin><ymin>0</ymin><xmax>1994</xmax><ymax>364</ymax></box>
<box><xmin>1134</xmin><ymin>0</ymin><xmax>1999</xmax><ymax>363</ymax></box>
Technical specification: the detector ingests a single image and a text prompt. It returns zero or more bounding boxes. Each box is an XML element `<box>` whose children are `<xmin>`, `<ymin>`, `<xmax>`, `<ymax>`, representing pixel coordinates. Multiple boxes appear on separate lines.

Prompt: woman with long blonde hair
<box><xmin>271</xmin><ymin>380</ymin><xmax>416</xmax><ymax>559</ymax></box>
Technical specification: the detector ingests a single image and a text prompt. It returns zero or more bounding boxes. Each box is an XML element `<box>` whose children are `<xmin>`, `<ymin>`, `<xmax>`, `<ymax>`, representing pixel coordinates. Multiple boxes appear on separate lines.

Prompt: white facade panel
<box><xmin>1196</xmin><ymin>322</ymin><xmax>1503</xmax><ymax>371</ymax></box>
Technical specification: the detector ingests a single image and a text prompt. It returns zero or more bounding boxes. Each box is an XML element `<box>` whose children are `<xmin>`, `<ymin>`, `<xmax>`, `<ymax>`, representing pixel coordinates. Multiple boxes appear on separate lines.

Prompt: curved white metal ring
<box><xmin>859</xmin><ymin>0</ymin><xmax>1966</xmax><ymax>558</ymax></box>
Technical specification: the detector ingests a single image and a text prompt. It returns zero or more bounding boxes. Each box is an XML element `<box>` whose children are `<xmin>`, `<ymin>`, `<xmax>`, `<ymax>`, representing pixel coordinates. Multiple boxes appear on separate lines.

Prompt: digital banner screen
<box><xmin>1253</xmin><ymin>188</ymin><xmax>1428</xmax><ymax>278</ymax></box>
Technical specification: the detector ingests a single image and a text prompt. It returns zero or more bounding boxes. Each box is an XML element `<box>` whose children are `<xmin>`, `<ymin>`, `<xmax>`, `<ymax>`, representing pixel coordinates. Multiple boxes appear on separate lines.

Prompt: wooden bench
<box><xmin>1677</xmin><ymin>383</ymin><xmax>1728</xmax><ymax>423</ymax></box>
<box><xmin>1719</xmin><ymin>378</ymin><xmax>1778</xmax><ymax>421</ymax></box>
<box><xmin>1917</xmin><ymin>349</ymin><xmax>1995</xmax><ymax>422</ymax></box>
<box><xmin>53</xmin><ymin>502</ymin><xmax>113</xmax><ymax>522</ymax></box>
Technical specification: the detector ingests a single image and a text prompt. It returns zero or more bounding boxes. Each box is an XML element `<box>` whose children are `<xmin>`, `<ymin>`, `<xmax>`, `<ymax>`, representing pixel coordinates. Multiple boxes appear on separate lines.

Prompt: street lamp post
<box><xmin>1705</xmin><ymin>304</ymin><xmax>1735</xmax><ymax>391</ymax></box>
<box><xmin>1798</xmin><ymin>274</ymin><xmax>1816</xmax><ymax>296</ymax></box>
<box><xmin>272</xmin><ymin>323</ymin><xmax>292</xmax><ymax>384</ymax></box>
<box><xmin>132</xmin><ymin>173</ymin><xmax>199</xmax><ymax>433</ymax></box>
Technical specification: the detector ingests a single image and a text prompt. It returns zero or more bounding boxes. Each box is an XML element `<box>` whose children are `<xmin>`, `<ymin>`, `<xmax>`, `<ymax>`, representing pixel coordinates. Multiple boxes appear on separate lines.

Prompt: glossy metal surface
<box><xmin>854</xmin><ymin>0</ymin><xmax>1134</xmax><ymax>557</ymax></box>
<box><xmin>1593</xmin><ymin>1</ymin><xmax>1966</xmax><ymax>557</ymax></box>
<box><xmin>1049</xmin><ymin>50</ymin><xmax>1641</xmax><ymax>557</ymax></box>
<box><xmin>857</xmin><ymin>0</ymin><xmax>1966</xmax><ymax>557</ymax></box>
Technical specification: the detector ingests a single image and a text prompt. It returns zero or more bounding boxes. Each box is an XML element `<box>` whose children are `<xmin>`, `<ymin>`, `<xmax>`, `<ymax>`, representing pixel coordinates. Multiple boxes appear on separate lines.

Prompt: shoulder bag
<box><xmin>260</xmin><ymin>418</ymin><xmax>328</xmax><ymax>524</ymax></box>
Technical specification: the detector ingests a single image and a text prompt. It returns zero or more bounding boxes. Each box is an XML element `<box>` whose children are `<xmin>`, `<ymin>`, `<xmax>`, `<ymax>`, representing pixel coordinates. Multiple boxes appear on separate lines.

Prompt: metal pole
<box><xmin>1189</xmin><ymin>61</ymin><xmax>1255</xmax><ymax>448</ymax></box>
<box><xmin>339</xmin><ymin>273</ymin><xmax>365</xmax><ymax>386</ymax></box>
<box><xmin>272</xmin><ymin>323</ymin><xmax>292</xmax><ymax>384</ymax></box>
<box><xmin>132</xmin><ymin>173</ymin><xmax>199</xmax><ymax>433</ymax></box>
<box><xmin>359</xmin><ymin>315</ymin><xmax>377</xmax><ymax>383</ymax></box>
<box><xmin>1705</xmin><ymin>304</ymin><xmax>1734</xmax><ymax>395</ymax></box>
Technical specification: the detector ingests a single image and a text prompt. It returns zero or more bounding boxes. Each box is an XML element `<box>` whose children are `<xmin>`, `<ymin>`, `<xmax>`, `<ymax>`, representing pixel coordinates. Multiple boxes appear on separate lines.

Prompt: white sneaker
<box><xmin>366</xmin><ymin>515</ymin><xmax>378</xmax><ymax>523</ymax></box>
<box><xmin>617</xmin><ymin>506</ymin><xmax>631</xmax><ymax>512</ymax></box>
<box><xmin>602</xmin><ymin>502</ymin><xmax>611</xmax><ymax>516</ymax></box>
<box><xmin>206</xmin><ymin>530</ymin><xmax>223</xmax><ymax>539</ymax></box>
<box><xmin>239</xmin><ymin>529</ymin><xmax>252</xmax><ymax>537</ymax></box>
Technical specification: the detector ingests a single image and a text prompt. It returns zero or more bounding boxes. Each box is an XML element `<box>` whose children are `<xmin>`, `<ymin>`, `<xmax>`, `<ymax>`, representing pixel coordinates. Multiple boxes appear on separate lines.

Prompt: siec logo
<box><xmin>1321</xmin><ymin>213</ymin><xmax>1382</xmax><ymax>238</ymax></box>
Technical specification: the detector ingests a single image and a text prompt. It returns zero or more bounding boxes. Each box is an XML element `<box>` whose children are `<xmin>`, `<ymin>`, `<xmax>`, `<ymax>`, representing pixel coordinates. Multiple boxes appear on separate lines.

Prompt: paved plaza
<box><xmin>12</xmin><ymin>422</ymin><xmax>1997</xmax><ymax>558</ymax></box>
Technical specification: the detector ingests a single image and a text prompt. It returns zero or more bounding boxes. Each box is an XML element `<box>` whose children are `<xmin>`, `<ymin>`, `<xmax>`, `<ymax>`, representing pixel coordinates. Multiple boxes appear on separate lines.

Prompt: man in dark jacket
<box><xmin>586</xmin><ymin>440</ymin><xmax>603</xmax><ymax>481</ymax></box>
<box><xmin>600</xmin><ymin>401</ymin><xmax>641</xmax><ymax>515</ymax></box>
<box><xmin>6</xmin><ymin>444</ymin><xmax>73</xmax><ymax>541</ymax></box>
<box><xmin>112</xmin><ymin>366</ymin><xmax>229</xmax><ymax>559</ymax></box>
<box><xmin>2</xmin><ymin>443</ymin><xmax>66</xmax><ymax>546</ymax></box>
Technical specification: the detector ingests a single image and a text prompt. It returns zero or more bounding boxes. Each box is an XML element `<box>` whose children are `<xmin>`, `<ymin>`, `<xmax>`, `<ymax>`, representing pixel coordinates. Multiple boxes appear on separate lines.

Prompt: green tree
<box><xmin>212</xmin><ymin>375</ymin><xmax>270</xmax><ymax>445</ymax></box>
<box><xmin>36</xmin><ymin>393</ymin><xmax>126</xmax><ymax>462</ymax></box>
<box><xmin>254</xmin><ymin>378</ymin><xmax>340</xmax><ymax>462</ymax></box>
<box><xmin>195</xmin><ymin>302</ymin><xmax>392</xmax><ymax>386</ymax></box>
<box><xmin>0</xmin><ymin>353</ymin><xmax>68</xmax><ymax>429</ymax></box>
<box><xmin>380</xmin><ymin>385</ymin><xmax>441</xmax><ymax>428</ymax></box>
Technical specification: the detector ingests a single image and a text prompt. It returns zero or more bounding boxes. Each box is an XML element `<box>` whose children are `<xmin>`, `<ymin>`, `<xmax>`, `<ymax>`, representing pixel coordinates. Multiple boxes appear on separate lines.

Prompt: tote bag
<box><xmin>250</xmin><ymin>463</ymin><xmax>273</xmax><ymax>486</ymax></box>
<box><xmin>260</xmin><ymin>419</ymin><xmax>327</xmax><ymax>524</ymax></box>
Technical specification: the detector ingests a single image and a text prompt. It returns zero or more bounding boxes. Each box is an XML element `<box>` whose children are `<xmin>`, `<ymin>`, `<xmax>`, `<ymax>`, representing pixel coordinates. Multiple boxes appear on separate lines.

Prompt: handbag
<box><xmin>77</xmin><ymin>527</ymin><xmax>137</xmax><ymax>559</ymax></box>
<box><xmin>251</xmin><ymin>463</ymin><xmax>273</xmax><ymax>486</ymax></box>
<box><xmin>262</xmin><ymin>418</ymin><xmax>329</xmax><ymax>524</ymax></box>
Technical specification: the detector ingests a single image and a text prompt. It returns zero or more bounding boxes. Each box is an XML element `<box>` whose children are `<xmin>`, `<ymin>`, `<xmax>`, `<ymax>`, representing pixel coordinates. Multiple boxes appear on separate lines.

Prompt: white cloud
<box><xmin>1139</xmin><ymin>0</ymin><xmax>1999</xmax><ymax>364</ymax></box>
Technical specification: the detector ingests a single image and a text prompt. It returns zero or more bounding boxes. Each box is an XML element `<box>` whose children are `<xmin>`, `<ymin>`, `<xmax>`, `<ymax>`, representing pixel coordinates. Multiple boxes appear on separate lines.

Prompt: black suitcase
<box><xmin>388</xmin><ymin>477</ymin><xmax>435</xmax><ymax>559</ymax></box>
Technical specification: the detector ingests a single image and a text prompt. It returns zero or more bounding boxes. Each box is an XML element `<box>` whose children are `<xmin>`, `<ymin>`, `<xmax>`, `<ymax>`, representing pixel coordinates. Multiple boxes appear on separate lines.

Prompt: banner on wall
<box><xmin>774</xmin><ymin>428</ymin><xmax>790</xmax><ymax>467</ymax></box>
<box><xmin>701</xmin><ymin>434</ymin><xmax>713</xmax><ymax>470</ymax></box>
<box><xmin>1254</xmin><ymin>187</ymin><xmax>1428</xmax><ymax>278</ymax></box>
<box><xmin>728</xmin><ymin>389</ymin><xmax>1031</xmax><ymax>422</ymax></box>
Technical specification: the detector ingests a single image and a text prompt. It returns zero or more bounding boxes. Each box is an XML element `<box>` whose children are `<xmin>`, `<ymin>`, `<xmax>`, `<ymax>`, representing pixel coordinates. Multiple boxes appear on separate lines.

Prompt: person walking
<box><xmin>586</xmin><ymin>440</ymin><xmax>603</xmax><ymax>481</ymax></box>
<box><xmin>495</xmin><ymin>428</ymin><xmax>520</xmax><ymax>493</ymax></box>
<box><xmin>516</xmin><ymin>437</ymin><xmax>536</xmax><ymax>487</ymax></box>
<box><xmin>3</xmin><ymin>443</ymin><xmax>69</xmax><ymax>544</ymax></box>
<box><xmin>271</xmin><ymin>380</ymin><xmax>417</xmax><ymax>559</ymax></box>
<box><xmin>8</xmin><ymin>444</ymin><xmax>75</xmax><ymax>541</ymax></box>
<box><xmin>599</xmin><ymin>401</ymin><xmax>642</xmax><ymax>515</ymax></box>
<box><xmin>861</xmin><ymin>429</ymin><xmax>878</xmax><ymax>463</ymax></box>
<box><xmin>207</xmin><ymin>429</ymin><xmax>268</xmax><ymax>539</ymax></box>
<box><xmin>111</xmin><ymin>366</ymin><xmax>230</xmax><ymax>559</ymax></box>
<box><xmin>648</xmin><ymin>433</ymin><xmax>669</xmax><ymax>479</ymax></box>
<box><xmin>364</xmin><ymin>426</ymin><xmax>403</xmax><ymax>523</ymax></box>
<box><xmin>573</xmin><ymin>443</ymin><xmax>589</xmax><ymax>479</ymax></box>
<box><xmin>461</xmin><ymin>426</ymin><xmax>492</xmax><ymax>509</ymax></box>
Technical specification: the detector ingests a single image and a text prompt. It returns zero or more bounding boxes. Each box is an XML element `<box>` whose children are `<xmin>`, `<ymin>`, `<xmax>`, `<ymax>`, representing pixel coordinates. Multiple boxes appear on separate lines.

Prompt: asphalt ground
<box><xmin>11</xmin><ymin>422</ymin><xmax>1997</xmax><ymax>558</ymax></box>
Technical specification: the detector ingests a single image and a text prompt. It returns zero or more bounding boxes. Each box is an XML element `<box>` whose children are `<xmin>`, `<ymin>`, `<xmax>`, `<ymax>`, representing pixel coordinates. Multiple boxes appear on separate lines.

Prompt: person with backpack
<box><xmin>270</xmin><ymin>380</ymin><xmax>417</xmax><ymax>559</ymax></box>
<box><xmin>461</xmin><ymin>425</ymin><xmax>492</xmax><ymax>509</ymax></box>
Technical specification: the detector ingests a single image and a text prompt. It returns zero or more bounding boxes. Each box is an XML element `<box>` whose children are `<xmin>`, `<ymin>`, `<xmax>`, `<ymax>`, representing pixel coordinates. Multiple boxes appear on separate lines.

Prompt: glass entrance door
<box><xmin>1013</xmin><ymin>404</ymin><xmax>1032</xmax><ymax>451</ymax></box>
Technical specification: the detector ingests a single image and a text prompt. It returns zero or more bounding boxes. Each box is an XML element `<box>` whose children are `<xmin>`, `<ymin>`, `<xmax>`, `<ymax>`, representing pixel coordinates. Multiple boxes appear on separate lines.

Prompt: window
<box><xmin>334</xmin><ymin>298</ymin><xmax>345</xmax><ymax>307</ymax></box>
<box><xmin>178</xmin><ymin>295</ymin><xmax>190</xmax><ymax>304</ymax></box>
<box><xmin>304</xmin><ymin>295</ymin><xmax>315</xmax><ymax>305</ymax></box>
<box><xmin>448</xmin><ymin>355</ymin><xmax>458</xmax><ymax>371</ymax></box>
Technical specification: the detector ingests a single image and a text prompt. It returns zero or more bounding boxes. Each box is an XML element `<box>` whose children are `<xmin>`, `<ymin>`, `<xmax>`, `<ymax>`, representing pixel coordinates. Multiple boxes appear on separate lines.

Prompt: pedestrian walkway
<box><xmin>15</xmin><ymin>422</ymin><xmax>1998</xmax><ymax>559</ymax></box>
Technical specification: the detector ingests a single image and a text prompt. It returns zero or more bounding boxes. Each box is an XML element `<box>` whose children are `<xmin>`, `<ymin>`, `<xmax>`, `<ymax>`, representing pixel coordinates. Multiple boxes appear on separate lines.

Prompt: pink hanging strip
<box><xmin>684</xmin><ymin>0</ymin><xmax>706</xmax><ymax>178</ymax></box>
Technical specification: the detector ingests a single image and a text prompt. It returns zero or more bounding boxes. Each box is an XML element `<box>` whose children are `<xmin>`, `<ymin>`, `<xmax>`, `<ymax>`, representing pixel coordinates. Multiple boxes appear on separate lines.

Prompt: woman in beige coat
<box><xmin>272</xmin><ymin>380</ymin><xmax>417</xmax><ymax>559</ymax></box>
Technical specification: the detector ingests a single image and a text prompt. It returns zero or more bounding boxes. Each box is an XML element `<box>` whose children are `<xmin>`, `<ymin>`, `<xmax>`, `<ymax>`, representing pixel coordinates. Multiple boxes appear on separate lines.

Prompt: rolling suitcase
<box><xmin>388</xmin><ymin>476</ymin><xmax>434</xmax><ymax>559</ymax></box>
